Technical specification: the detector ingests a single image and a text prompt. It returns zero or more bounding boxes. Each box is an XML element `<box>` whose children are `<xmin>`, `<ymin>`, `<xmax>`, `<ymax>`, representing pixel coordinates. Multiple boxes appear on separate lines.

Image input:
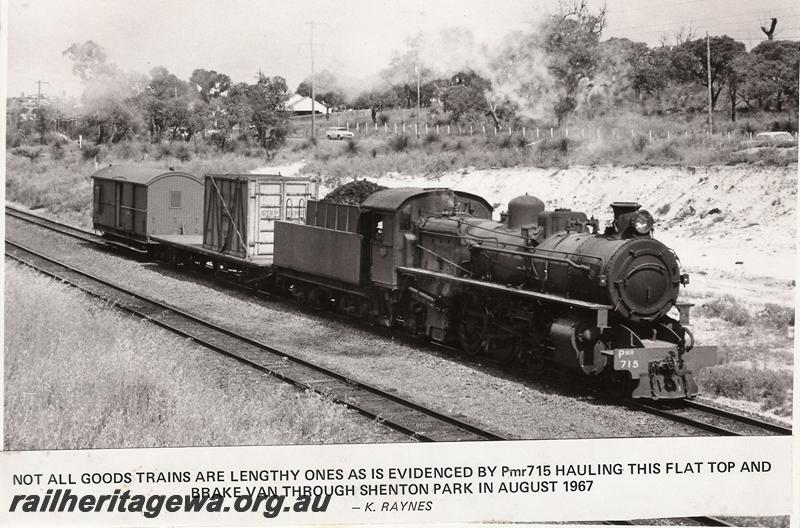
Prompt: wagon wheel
<box><xmin>602</xmin><ymin>369</ymin><xmax>634</xmax><ymax>400</ymax></box>
<box><xmin>519</xmin><ymin>347</ymin><xmax>547</xmax><ymax>375</ymax></box>
<box><xmin>307</xmin><ymin>286</ymin><xmax>333</xmax><ymax>311</ymax></box>
<box><xmin>489</xmin><ymin>338</ymin><xmax>516</xmax><ymax>364</ymax></box>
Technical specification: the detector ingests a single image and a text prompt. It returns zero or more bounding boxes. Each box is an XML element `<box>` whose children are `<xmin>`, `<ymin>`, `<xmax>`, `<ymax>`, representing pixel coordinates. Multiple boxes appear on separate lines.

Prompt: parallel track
<box><xmin>629</xmin><ymin>399</ymin><xmax>791</xmax><ymax>437</ymax></box>
<box><xmin>6</xmin><ymin>207</ymin><xmax>793</xmax><ymax>440</ymax></box>
<box><xmin>7</xmin><ymin>208</ymin><xmax>787</xmax><ymax>526</ymax></box>
<box><xmin>5</xmin><ymin>239</ymin><xmax>505</xmax><ymax>443</ymax></box>
<box><xmin>6</xmin><ymin>205</ymin><xmax>103</xmax><ymax>244</ymax></box>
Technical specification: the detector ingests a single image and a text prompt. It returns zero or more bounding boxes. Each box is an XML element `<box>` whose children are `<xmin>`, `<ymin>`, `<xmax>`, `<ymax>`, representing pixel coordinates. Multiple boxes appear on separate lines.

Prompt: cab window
<box><xmin>373</xmin><ymin>214</ymin><xmax>393</xmax><ymax>244</ymax></box>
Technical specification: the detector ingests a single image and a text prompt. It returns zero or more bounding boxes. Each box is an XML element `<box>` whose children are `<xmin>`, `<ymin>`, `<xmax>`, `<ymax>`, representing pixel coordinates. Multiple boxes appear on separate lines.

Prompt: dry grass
<box><xmin>4</xmin><ymin>263</ymin><xmax>398</xmax><ymax>449</ymax></box>
<box><xmin>5</xmin><ymin>143</ymin><xmax>263</xmax><ymax>228</ymax></box>
<box><xmin>690</xmin><ymin>295</ymin><xmax>794</xmax><ymax>416</ymax></box>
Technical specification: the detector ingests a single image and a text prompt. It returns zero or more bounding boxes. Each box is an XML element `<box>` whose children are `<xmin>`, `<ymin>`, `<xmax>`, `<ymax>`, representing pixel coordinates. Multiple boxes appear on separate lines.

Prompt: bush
<box><xmin>155</xmin><ymin>143</ymin><xmax>173</xmax><ymax>160</ymax></box>
<box><xmin>631</xmin><ymin>134</ymin><xmax>649</xmax><ymax>153</ymax></box>
<box><xmin>175</xmin><ymin>144</ymin><xmax>192</xmax><ymax>162</ymax></box>
<box><xmin>377</xmin><ymin>114</ymin><xmax>390</xmax><ymax>125</ymax></box>
<box><xmin>423</xmin><ymin>131</ymin><xmax>440</xmax><ymax>145</ymax></box>
<box><xmin>114</xmin><ymin>141</ymin><xmax>138</xmax><ymax>160</ymax></box>
<box><xmin>701</xmin><ymin>295</ymin><xmax>752</xmax><ymax>326</ymax></box>
<box><xmin>756</xmin><ymin>303</ymin><xmax>794</xmax><ymax>329</ymax></box>
<box><xmin>700</xmin><ymin>363</ymin><xmax>792</xmax><ymax>415</ymax></box>
<box><xmin>12</xmin><ymin>146</ymin><xmax>44</xmax><ymax>163</ymax></box>
<box><xmin>769</xmin><ymin>118</ymin><xmax>798</xmax><ymax>133</ymax></box>
<box><xmin>49</xmin><ymin>143</ymin><xmax>65</xmax><ymax>161</ymax></box>
<box><xmin>496</xmin><ymin>134</ymin><xmax>514</xmax><ymax>149</ymax></box>
<box><xmin>388</xmin><ymin>134</ymin><xmax>411</xmax><ymax>152</ymax></box>
<box><xmin>645</xmin><ymin>140</ymin><xmax>683</xmax><ymax>163</ymax></box>
<box><xmin>343</xmin><ymin>138</ymin><xmax>359</xmax><ymax>156</ymax></box>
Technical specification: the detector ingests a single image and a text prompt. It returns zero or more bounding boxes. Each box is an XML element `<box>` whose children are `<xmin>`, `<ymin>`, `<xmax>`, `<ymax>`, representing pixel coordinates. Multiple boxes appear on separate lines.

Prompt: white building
<box><xmin>286</xmin><ymin>94</ymin><xmax>327</xmax><ymax>115</ymax></box>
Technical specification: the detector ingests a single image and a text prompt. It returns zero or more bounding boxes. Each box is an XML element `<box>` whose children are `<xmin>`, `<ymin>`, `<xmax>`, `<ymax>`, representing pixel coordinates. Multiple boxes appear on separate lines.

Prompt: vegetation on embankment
<box><xmin>690</xmin><ymin>295</ymin><xmax>794</xmax><ymax>417</ymax></box>
<box><xmin>4</xmin><ymin>263</ymin><xmax>399</xmax><ymax>449</ymax></box>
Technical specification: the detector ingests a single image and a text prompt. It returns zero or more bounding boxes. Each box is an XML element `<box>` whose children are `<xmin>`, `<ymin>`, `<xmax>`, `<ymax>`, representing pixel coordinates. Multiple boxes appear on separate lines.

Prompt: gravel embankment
<box><xmin>7</xmin><ymin>216</ymin><xmax>713</xmax><ymax>440</ymax></box>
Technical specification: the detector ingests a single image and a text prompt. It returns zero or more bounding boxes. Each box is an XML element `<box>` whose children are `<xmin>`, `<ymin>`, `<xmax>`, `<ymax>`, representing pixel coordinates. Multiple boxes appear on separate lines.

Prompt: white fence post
<box><xmin>550</xmin><ymin>128</ymin><xmax>553</xmax><ymax>138</ymax></box>
<box><xmin>648</xmin><ymin>130</ymin><xmax>652</xmax><ymax>141</ymax></box>
<box><xmin>384</xmin><ymin>123</ymin><xmax>387</xmax><ymax>133</ymax></box>
<box><xmin>394</xmin><ymin>123</ymin><xmax>397</xmax><ymax>133</ymax></box>
<box><xmin>447</xmin><ymin>125</ymin><xmax>450</xmax><ymax>135</ymax></box>
<box><xmin>536</xmin><ymin>128</ymin><xmax>540</xmax><ymax>139</ymax></box>
<box><xmin>494</xmin><ymin>127</ymin><xmax>497</xmax><ymax>136</ymax></box>
<box><xmin>482</xmin><ymin>125</ymin><xmax>486</xmax><ymax>134</ymax></box>
<box><xmin>403</xmin><ymin>123</ymin><xmax>406</xmax><ymax>133</ymax></box>
<box><xmin>470</xmin><ymin>125</ymin><xmax>473</xmax><ymax>135</ymax></box>
<box><xmin>523</xmin><ymin>127</ymin><xmax>526</xmax><ymax>138</ymax></box>
<box><xmin>346</xmin><ymin>122</ymin><xmax>350</xmax><ymax>131</ymax></box>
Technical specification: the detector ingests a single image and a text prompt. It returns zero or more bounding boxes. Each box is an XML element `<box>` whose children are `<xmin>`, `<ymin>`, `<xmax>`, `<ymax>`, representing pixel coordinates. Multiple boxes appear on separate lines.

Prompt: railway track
<box><xmin>6</xmin><ymin>207</ymin><xmax>793</xmax><ymax>440</ymax></box>
<box><xmin>604</xmin><ymin>516</ymin><xmax>735</xmax><ymax>526</ymax></box>
<box><xmin>5</xmin><ymin>239</ymin><xmax>505</xmax><ymax>443</ymax></box>
<box><xmin>629</xmin><ymin>398</ymin><xmax>791</xmax><ymax>437</ymax></box>
<box><xmin>6</xmin><ymin>205</ymin><xmax>103</xmax><ymax>244</ymax></box>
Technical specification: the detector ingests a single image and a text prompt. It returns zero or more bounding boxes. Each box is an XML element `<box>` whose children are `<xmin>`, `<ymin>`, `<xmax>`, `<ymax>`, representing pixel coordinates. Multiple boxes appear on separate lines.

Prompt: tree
<box><xmin>189</xmin><ymin>69</ymin><xmax>231</xmax><ymax>102</ymax></box>
<box><xmin>248</xmin><ymin>74</ymin><xmax>290</xmax><ymax>151</ymax></box>
<box><xmin>352</xmin><ymin>89</ymin><xmax>399</xmax><ymax>123</ymax></box>
<box><xmin>749</xmin><ymin>40</ymin><xmax>800</xmax><ymax>112</ymax></box>
<box><xmin>145</xmin><ymin>66</ymin><xmax>195</xmax><ymax>141</ymax></box>
<box><xmin>540</xmin><ymin>0</ymin><xmax>607</xmax><ymax>126</ymax></box>
<box><xmin>63</xmin><ymin>40</ymin><xmax>146</xmax><ymax>144</ymax></box>
<box><xmin>296</xmin><ymin>70</ymin><xmax>347</xmax><ymax>113</ymax></box>
<box><xmin>671</xmin><ymin>35</ymin><xmax>746</xmax><ymax>113</ymax></box>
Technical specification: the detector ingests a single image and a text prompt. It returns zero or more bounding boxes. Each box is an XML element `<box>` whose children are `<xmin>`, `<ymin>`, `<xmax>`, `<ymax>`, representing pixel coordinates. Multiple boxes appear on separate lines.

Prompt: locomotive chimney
<box><xmin>610</xmin><ymin>202</ymin><xmax>641</xmax><ymax>220</ymax></box>
<box><xmin>508</xmin><ymin>194</ymin><xmax>545</xmax><ymax>229</ymax></box>
<box><xmin>610</xmin><ymin>202</ymin><xmax>642</xmax><ymax>234</ymax></box>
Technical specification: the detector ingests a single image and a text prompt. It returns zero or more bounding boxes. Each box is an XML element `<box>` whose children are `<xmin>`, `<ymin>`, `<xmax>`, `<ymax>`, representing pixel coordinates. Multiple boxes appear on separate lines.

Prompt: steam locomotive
<box><xmin>91</xmin><ymin>168</ymin><xmax>715</xmax><ymax>400</ymax></box>
<box><xmin>272</xmin><ymin>188</ymin><xmax>716</xmax><ymax>400</ymax></box>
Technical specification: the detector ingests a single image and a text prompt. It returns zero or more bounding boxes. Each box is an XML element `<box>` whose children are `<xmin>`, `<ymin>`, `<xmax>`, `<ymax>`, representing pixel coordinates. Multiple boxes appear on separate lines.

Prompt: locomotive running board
<box><xmin>397</xmin><ymin>266</ymin><xmax>611</xmax><ymax>328</ymax></box>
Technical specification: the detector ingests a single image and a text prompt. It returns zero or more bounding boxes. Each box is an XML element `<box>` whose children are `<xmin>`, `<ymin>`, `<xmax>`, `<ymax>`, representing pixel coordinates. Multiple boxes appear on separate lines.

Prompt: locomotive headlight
<box><xmin>631</xmin><ymin>211</ymin><xmax>654</xmax><ymax>235</ymax></box>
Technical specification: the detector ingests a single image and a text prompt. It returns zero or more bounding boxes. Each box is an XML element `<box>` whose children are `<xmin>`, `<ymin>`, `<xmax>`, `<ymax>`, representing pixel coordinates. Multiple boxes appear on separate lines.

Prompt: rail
<box><xmin>5</xmin><ymin>239</ymin><xmax>506</xmax><ymax>443</ymax></box>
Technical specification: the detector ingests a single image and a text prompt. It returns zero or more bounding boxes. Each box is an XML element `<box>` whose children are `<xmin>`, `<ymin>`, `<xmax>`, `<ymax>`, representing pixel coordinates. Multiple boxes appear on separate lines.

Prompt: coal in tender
<box><xmin>323</xmin><ymin>180</ymin><xmax>387</xmax><ymax>205</ymax></box>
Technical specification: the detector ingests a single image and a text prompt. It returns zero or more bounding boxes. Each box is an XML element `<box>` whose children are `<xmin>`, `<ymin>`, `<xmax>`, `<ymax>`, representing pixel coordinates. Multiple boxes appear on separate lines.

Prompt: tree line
<box><xmin>7</xmin><ymin>2</ymin><xmax>799</xmax><ymax>149</ymax></box>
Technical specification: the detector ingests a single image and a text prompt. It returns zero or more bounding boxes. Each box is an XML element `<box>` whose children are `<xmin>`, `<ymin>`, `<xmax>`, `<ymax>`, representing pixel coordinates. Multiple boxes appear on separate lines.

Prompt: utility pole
<box><xmin>307</xmin><ymin>21</ymin><xmax>316</xmax><ymax>139</ymax></box>
<box><xmin>415</xmin><ymin>49</ymin><xmax>421</xmax><ymax>138</ymax></box>
<box><xmin>35</xmin><ymin>80</ymin><xmax>50</xmax><ymax>112</ymax></box>
<box><xmin>706</xmin><ymin>32</ymin><xmax>713</xmax><ymax>134</ymax></box>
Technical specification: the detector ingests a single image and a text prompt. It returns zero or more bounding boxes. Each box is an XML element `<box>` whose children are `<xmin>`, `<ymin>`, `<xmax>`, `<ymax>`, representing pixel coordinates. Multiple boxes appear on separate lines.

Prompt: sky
<box><xmin>4</xmin><ymin>0</ymin><xmax>800</xmax><ymax>100</ymax></box>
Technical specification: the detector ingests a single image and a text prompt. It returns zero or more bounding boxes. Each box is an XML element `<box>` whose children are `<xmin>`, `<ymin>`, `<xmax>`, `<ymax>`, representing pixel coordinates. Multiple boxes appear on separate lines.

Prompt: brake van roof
<box><xmin>91</xmin><ymin>165</ymin><xmax>201</xmax><ymax>186</ymax></box>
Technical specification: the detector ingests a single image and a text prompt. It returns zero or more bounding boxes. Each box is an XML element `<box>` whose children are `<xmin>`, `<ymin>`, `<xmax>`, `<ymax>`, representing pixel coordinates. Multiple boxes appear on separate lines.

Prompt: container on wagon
<box><xmin>202</xmin><ymin>173</ymin><xmax>319</xmax><ymax>263</ymax></box>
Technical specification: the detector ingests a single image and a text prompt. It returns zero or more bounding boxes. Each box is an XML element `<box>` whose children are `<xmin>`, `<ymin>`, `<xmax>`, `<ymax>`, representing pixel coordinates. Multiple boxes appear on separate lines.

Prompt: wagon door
<box><xmin>117</xmin><ymin>182</ymin><xmax>136</xmax><ymax>233</ymax></box>
<box><xmin>250</xmin><ymin>180</ymin><xmax>282</xmax><ymax>258</ymax></box>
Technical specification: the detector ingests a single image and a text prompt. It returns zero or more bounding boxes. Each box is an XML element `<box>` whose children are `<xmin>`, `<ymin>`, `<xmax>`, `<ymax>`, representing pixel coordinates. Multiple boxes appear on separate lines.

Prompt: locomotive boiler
<box><xmin>395</xmin><ymin>193</ymin><xmax>713</xmax><ymax>399</ymax></box>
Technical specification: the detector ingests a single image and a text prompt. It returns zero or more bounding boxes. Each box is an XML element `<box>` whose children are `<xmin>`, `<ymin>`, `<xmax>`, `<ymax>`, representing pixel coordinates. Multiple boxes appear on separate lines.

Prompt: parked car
<box><xmin>326</xmin><ymin>127</ymin><xmax>355</xmax><ymax>140</ymax></box>
<box><xmin>741</xmin><ymin>131</ymin><xmax>796</xmax><ymax>148</ymax></box>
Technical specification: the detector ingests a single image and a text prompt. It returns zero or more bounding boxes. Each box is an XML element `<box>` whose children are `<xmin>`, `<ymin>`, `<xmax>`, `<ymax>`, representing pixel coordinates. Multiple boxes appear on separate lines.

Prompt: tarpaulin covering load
<box><xmin>202</xmin><ymin>174</ymin><xmax>319</xmax><ymax>260</ymax></box>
